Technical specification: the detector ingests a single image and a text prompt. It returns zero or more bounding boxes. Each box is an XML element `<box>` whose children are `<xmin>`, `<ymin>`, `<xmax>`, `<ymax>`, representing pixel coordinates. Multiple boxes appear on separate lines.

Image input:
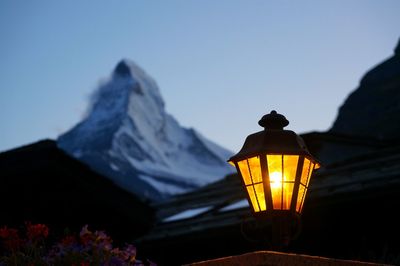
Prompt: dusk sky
<box><xmin>0</xmin><ymin>1</ymin><xmax>399</xmax><ymax>152</ymax></box>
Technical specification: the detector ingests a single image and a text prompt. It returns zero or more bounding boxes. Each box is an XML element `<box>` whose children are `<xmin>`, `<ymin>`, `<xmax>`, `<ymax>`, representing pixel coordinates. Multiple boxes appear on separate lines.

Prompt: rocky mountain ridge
<box><xmin>58</xmin><ymin>60</ymin><xmax>233</xmax><ymax>201</ymax></box>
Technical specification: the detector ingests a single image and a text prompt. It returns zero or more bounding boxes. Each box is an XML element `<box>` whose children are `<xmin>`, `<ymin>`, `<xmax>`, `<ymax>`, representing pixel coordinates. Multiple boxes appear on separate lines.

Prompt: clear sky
<box><xmin>0</xmin><ymin>1</ymin><xmax>399</xmax><ymax>152</ymax></box>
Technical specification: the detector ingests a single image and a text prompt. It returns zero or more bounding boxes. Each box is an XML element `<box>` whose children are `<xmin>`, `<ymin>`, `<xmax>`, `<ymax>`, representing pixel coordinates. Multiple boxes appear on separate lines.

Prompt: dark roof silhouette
<box><xmin>137</xmin><ymin>132</ymin><xmax>400</xmax><ymax>265</ymax></box>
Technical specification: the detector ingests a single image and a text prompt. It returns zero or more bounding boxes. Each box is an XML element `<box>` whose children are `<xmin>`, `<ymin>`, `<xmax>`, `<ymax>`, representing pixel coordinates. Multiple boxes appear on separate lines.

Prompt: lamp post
<box><xmin>228</xmin><ymin>110</ymin><xmax>320</xmax><ymax>249</ymax></box>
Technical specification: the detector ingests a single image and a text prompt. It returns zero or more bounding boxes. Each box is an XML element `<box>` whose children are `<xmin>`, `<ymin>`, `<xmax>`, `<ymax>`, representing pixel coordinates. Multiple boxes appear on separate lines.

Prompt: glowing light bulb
<box><xmin>270</xmin><ymin>171</ymin><xmax>283</xmax><ymax>189</ymax></box>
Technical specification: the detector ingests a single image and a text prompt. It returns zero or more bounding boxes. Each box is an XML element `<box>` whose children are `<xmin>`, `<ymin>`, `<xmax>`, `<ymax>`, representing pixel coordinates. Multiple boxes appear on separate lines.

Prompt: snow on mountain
<box><xmin>58</xmin><ymin>59</ymin><xmax>234</xmax><ymax>202</ymax></box>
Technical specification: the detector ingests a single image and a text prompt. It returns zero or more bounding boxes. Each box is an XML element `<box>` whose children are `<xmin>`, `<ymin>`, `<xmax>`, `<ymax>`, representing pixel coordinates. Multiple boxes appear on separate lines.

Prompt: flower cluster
<box><xmin>0</xmin><ymin>227</ymin><xmax>22</xmax><ymax>251</ymax></box>
<box><xmin>0</xmin><ymin>223</ymin><xmax>49</xmax><ymax>265</ymax></box>
<box><xmin>26</xmin><ymin>222</ymin><xmax>49</xmax><ymax>242</ymax></box>
<box><xmin>0</xmin><ymin>223</ymin><xmax>155</xmax><ymax>266</ymax></box>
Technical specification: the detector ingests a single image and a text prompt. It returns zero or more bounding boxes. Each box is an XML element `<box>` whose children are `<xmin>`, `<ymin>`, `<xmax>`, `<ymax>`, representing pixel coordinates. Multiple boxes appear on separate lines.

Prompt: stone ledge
<box><xmin>185</xmin><ymin>251</ymin><xmax>390</xmax><ymax>266</ymax></box>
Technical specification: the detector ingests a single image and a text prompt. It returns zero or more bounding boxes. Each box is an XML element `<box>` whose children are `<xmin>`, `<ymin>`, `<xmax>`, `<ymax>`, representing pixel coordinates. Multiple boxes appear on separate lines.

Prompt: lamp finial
<box><xmin>258</xmin><ymin>110</ymin><xmax>289</xmax><ymax>130</ymax></box>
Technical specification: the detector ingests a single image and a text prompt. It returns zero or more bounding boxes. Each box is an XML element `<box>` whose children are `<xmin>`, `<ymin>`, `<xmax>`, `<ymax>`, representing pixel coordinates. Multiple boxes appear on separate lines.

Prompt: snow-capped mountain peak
<box><xmin>58</xmin><ymin>59</ymin><xmax>233</xmax><ymax>201</ymax></box>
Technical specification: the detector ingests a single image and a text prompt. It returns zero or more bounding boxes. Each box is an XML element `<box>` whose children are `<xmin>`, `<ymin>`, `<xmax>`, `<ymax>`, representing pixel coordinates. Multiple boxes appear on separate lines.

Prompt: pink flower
<box><xmin>124</xmin><ymin>244</ymin><xmax>137</xmax><ymax>263</ymax></box>
<box><xmin>79</xmin><ymin>225</ymin><xmax>93</xmax><ymax>246</ymax></box>
<box><xmin>94</xmin><ymin>230</ymin><xmax>112</xmax><ymax>251</ymax></box>
<box><xmin>79</xmin><ymin>225</ymin><xmax>90</xmax><ymax>237</ymax></box>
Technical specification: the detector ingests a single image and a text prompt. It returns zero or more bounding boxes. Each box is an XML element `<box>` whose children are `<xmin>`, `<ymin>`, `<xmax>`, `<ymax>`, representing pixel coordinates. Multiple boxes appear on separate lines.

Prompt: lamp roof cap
<box><xmin>258</xmin><ymin>110</ymin><xmax>289</xmax><ymax>130</ymax></box>
<box><xmin>229</xmin><ymin>110</ymin><xmax>319</xmax><ymax>164</ymax></box>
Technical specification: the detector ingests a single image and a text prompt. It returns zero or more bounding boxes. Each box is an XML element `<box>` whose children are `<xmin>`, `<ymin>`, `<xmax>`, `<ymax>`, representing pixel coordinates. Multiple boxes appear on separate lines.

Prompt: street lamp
<box><xmin>228</xmin><ymin>110</ymin><xmax>320</xmax><ymax>248</ymax></box>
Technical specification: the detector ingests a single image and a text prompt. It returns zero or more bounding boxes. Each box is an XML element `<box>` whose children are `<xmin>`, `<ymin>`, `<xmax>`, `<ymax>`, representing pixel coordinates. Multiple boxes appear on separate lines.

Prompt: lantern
<box><xmin>228</xmin><ymin>110</ymin><xmax>320</xmax><ymax>217</ymax></box>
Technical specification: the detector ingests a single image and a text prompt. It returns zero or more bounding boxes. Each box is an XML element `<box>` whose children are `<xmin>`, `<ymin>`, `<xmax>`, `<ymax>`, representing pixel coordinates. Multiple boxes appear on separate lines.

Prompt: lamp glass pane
<box><xmin>254</xmin><ymin>183</ymin><xmax>266</xmax><ymax>211</ymax></box>
<box><xmin>247</xmin><ymin>186</ymin><xmax>260</xmax><ymax>212</ymax></box>
<box><xmin>248</xmin><ymin>156</ymin><xmax>262</xmax><ymax>183</ymax></box>
<box><xmin>301</xmin><ymin>158</ymin><xmax>311</xmax><ymax>185</ymax></box>
<box><xmin>283</xmin><ymin>183</ymin><xmax>294</xmax><ymax>210</ymax></box>
<box><xmin>238</xmin><ymin>160</ymin><xmax>252</xmax><ymax>185</ymax></box>
<box><xmin>299</xmin><ymin>188</ymin><xmax>308</xmax><ymax>212</ymax></box>
<box><xmin>271</xmin><ymin>186</ymin><xmax>282</xmax><ymax>209</ymax></box>
<box><xmin>296</xmin><ymin>184</ymin><xmax>306</xmax><ymax>212</ymax></box>
<box><xmin>306</xmin><ymin>163</ymin><xmax>315</xmax><ymax>187</ymax></box>
<box><xmin>267</xmin><ymin>155</ymin><xmax>282</xmax><ymax>180</ymax></box>
<box><xmin>283</xmin><ymin>155</ymin><xmax>299</xmax><ymax>181</ymax></box>
<box><xmin>267</xmin><ymin>154</ymin><xmax>283</xmax><ymax>209</ymax></box>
